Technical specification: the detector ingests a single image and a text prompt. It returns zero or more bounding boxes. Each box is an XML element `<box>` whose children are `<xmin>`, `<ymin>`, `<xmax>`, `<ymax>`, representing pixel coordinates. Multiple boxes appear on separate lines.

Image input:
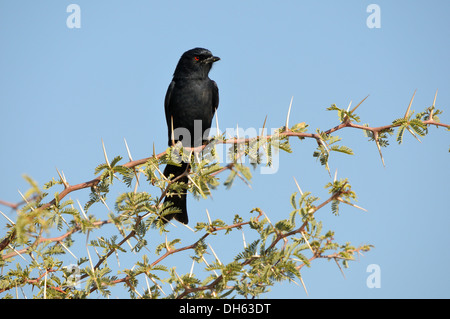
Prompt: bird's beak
<box><xmin>205</xmin><ymin>56</ymin><xmax>220</xmax><ymax>63</ymax></box>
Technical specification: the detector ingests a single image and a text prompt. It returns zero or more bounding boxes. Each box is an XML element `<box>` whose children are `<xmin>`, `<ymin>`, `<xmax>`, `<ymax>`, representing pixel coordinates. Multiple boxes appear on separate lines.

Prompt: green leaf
<box><xmin>290</xmin><ymin>192</ymin><xmax>297</xmax><ymax>209</ymax></box>
<box><xmin>330</xmin><ymin>145</ymin><xmax>354</xmax><ymax>155</ymax></box>
<box><xmin>396</xmin><ymin>125</ymin><xmax>406</xmax><ymax>144</ymax></box>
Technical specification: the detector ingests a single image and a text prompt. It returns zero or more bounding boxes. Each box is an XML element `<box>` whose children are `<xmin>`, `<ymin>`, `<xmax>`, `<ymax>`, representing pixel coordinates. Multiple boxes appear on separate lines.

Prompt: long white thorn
<box><xmin>261</xmin><ymin>210</ymin><xmax>275</xmax><ymax>230</ymax></box>
<box><xmin>0</xmin><ymin>209</ymin><xmax>15</xmax><ymax>225</ymax></box>
<box><xmin>337</xmin><ymin>197</ymin><xmax>368</xmax><ymax>212</ymax></box>
<box><xmin>173</xmin><ymin>269</ymin><xmax>184</xmax><ymax>286</ymax></box>
<box><xmin>301</xmin><ymin>231</ymin><xmax>315</xmax><ymax>254</ymax></box>
<box><xmin>208</xmin><ymin>243</ymin><xmax>222</xmax><ymax>265</ymax></box>
<box><xmin>178</xmin><ymin>221</ymin><xmax>194</xmax><ymax>232</ymax></box>
<box><xmin>8</xmin><ymin>244</ymin><xmax>28</xmax><ymax>262</ymax></box>
<box><xmin>44</xmin><ymin>272</ymin><xmax>47</xmax><ymax>299</ymax></box>
<box><xmin>293</xmin><ymin>177</ymin><xmax>304</xmax><ymax>196</ymax></box>
<box><xmin>17</xmin><ymin>189</ymin><xmax>33</xmax><ymax>211</ymax></box>
<box><xmin>430</xmin><ymin>89</ymin><xmax>438</xmax><ymax>119</ymax></box>
<box><xmin>346</xmin><ymin>100</ymin><xmax>352</xmax><ymax>112</ymax></box>
<box><xmin>406</xmin><ymin>126</ymin><xmax>422</xmax><ymax>143</ymax></box>
<box><xmin>350</xmin><ymin>94</ymin><xmax>370</xmax><ymax>113</ymax></box>
<box><xmin>432</xmin><ymin>89</ymin><xmax>438</xmax><ymax>108</ymax></box>
<box><xmin>202</xmin><ymin>256</ymin><xmax>218</xmax><ymax>277</ymax></box>
<box><xmin>242</xmin><ymin>229</ymin><xmax>247</xmax><ymax>249</ymax></box>
<box><xmin>205</xmin><ymin>209</ymin><xmax>212</xmax><ymax>225</ymax></box>
<box><xmin>404</xmin><ymin>90</ymin><xmax>417</xmax><ymax>118</ymax></box>
<box><xmin>215</xmin><ymin>111</ymin><xmax>220</xmax><ymax>137</ymax></box>
<box><xmin>60</xmin><ymin>241</ymin><xmax>78</xmax><ymax>260</ymax></box>
<box><xmin>171</xmin><ymin>116</ymin><xmax>175</xmax><ymax>146</ymax></box>
<box><xmin>77</xmin><ymin>199</ymin><xmax>88</xmax><ymax>220</ymax></box>
<box><xmin>101</xmin><ymin>139</ymin><xmax>110</xmax><ymax>167</ymax></box>
<box><xmin>374</xmin><ymin>132</ymin><xmax>386</xmax><ymax>168</ymax></box>
<box><xmin>56</xmin><ymin>167</ymin><xmax>69</xmax><ymax>189</ymax></box>
<box><xmin>124</xmin><ymin>138</ymin><xmax>133</xmax><ymax>161</ymax></box>
<box><xmin>86</xmin><ymin>231</ymin><xmax>95</xmax><ymax>273</ymax></box>
<box><xmin>285</xmin><ymin>96</ymin><xmax>294</xmax><ymax>130</ymax></box>
<box><xmin>261</xmin><ymin>115</ymin><xmax>268</xmax><ymax>137</ymax></box>
<box><xmin>189</xmin><ymin>259</ymin><xmax>195</xmax><ymax>278</ymax></box>
<box><xmin>144</xmin><ymin>275</ymin><xmax>152</xmax><ymax>297</ymax></box>
<box><xmin>299</xmin><ymin>275</ymin><xmax>308</xmax><ymax>296</ymax></box>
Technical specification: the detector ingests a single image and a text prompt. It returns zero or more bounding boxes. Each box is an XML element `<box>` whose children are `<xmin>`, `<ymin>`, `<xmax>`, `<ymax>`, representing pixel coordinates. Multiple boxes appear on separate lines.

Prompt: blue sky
<box><xmin>1</xmin><ymin>1</ymin><xmax>449</xmax><ymax>298</ymax></box>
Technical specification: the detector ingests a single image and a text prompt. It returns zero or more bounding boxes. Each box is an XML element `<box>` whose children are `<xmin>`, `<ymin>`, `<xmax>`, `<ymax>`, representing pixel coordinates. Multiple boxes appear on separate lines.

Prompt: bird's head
<box><xmin>173</xmin><ymin>47</ymin><xmax>220</xmax><ymax>79</ymax></box>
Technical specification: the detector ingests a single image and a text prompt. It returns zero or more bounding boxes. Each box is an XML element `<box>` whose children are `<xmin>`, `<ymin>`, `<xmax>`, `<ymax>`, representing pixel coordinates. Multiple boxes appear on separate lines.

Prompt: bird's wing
<box><xmin>212</xmin><ymin>80</ymin><xmax>219</xmax><ymax>114</ymax></box>
<box><xmin>165</xmin><ymin>80</ymin><xmax>175</xmax><ymax>126</ymax></box>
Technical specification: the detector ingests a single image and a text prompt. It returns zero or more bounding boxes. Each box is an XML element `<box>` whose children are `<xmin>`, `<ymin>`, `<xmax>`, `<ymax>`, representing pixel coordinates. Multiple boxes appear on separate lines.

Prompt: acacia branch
<box><xmin>0</xmin><ymin>93</ymin><xmax>448</xmax><ymax>298</ymax></box>
<box><xmin>80</xmin><ymin>211</ymin><xmax>264</xmax><ymax>296</ymax></box>
<box><xmin>1</xmin><ymin>220</ymin><xmax>110</xmax><ymax>260</ymax></box>
<box><xmin>0</xmin><ymin>114</ymin><xmax>447</xmax><ymax>254</ymax></box>
<box><xmin>175</xmin><ymin>189</ymin><xmax>348</xmax><ymax>298</ymax></box>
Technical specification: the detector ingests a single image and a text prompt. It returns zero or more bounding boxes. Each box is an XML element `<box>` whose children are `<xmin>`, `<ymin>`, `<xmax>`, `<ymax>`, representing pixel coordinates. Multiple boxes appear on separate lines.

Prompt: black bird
<box><xmin>162</xmin><ymin>48</ymin><xmax>220</xmax><ymax>224</ymax></box>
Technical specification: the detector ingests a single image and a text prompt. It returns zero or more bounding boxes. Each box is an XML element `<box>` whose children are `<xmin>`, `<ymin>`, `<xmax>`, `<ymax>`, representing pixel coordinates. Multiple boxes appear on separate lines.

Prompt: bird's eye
<box><xmin>194</xmin><ymin>56</ymin><xmax>200</xmax><ymax>61</ymax></box>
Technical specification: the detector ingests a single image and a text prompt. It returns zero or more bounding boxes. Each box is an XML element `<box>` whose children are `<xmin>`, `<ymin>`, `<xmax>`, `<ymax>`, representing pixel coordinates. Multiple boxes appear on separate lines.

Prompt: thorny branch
<box><xmin>0</xmin><ymin>92</ymin><xmax>448</xmax><ymax>297</ymax></box>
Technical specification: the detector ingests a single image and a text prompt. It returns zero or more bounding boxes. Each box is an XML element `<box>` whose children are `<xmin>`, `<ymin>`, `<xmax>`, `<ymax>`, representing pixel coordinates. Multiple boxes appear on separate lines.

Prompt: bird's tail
<box><xmin>162</xmin><ymin>162</ymin><xmax>189</xmax><ymax>224</ymax></box>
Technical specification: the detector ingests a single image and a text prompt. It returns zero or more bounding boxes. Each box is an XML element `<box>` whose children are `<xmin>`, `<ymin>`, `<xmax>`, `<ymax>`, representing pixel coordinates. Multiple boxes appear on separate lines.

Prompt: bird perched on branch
<box><xmin>162</xmin><ymin>47</ymin><xmax>220</xmax><ymax>224</ymax></box>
